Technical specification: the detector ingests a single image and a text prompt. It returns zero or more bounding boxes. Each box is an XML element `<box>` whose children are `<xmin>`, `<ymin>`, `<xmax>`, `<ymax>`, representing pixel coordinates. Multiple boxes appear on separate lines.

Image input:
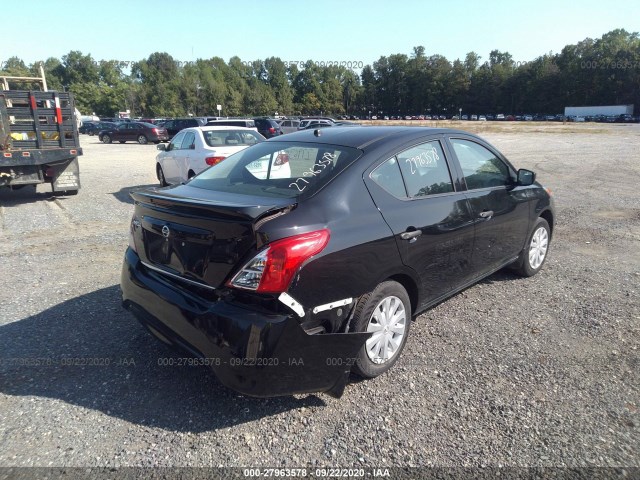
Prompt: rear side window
<box><xmin>371</xmin><ymin>158</ymin><xmax>407</xmax><ymax>198</ymax></box>
<box><xmin>203</xmin><ymin>130</ymin><xmax>262</xmax><ymax>147</ymax></box>
<box><xmin>397</xmin><ymin>141</ymin><xmax>454</xmax><ymax>197</ymax></box>
<box><xmin>450</xmin><ymin>139</ymin><xmax>510</xmax><ymax>189</ymax></box>
<box><xmin>188</xmin><ymin>141</ymin><xmax>362</xmax><ymax>199</ymax></box>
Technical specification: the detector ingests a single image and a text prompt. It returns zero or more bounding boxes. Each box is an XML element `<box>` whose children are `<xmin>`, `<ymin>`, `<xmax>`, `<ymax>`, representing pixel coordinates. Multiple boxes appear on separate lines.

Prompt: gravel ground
<box><xmin>0</xmin><ymin>124</ymin><xmax>638</xmax><ymax>471</ymax></box>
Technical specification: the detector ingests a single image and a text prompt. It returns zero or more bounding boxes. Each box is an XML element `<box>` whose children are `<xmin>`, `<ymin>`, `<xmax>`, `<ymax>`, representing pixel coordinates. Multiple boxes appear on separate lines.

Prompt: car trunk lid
<box><xmin>130</xmin><ymin>185</ymin><xmax>295</xmax><ymax>289</ymax></box>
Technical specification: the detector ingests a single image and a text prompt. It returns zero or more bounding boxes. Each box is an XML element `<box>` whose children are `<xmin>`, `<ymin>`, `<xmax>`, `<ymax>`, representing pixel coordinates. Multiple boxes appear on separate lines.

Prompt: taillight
<box><xmin>268</xmin><ymin>127</ymin><xmax>276</xmax><ymax>134</ymax></box>
<box><xmin>274</xmin><ymin>152</ymin><xmax>289</xmax><ymax>166</ymax></box>
<box><xmin>152</xmin><ymin>128</ymin><xmax>159</xmax><ymax>134</ymax></box>
<box><xmin>128</xmin><ymin>216</ymin><xmax>140</xmax><ymax>253</ymax></box>
<box><xmin>205</xmin><ymin>156</ymin><xmax>226</xmax><ymax>166</ymax></box>
<box><xmin>228</xmin><ymin>229</ymin><xmax>330</xmax><ymax>293</ymax></box>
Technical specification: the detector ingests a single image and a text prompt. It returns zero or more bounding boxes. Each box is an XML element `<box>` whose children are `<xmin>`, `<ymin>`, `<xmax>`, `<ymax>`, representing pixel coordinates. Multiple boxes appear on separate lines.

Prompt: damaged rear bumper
<box><xmin>120</xmin><ymin>248</ymin><xmax>369</xmax><ymax>397</ymax></box>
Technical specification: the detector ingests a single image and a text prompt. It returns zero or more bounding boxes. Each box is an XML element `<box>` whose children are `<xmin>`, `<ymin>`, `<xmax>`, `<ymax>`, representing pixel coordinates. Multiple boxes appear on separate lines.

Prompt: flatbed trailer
<box><xmin>0</xmin><ymin>89</ymin><xmax>82</xmax><ymax>194</ymax></box>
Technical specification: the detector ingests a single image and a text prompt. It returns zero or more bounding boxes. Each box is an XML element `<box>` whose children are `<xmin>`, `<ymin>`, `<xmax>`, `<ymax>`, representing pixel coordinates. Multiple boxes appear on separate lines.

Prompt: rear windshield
<box><xmin>188</xmin><ymin>141</ymin><xmax>362</xmax><ymax>199</ymax></box>
<box><xmin>203</xmin><ymin>129</ymin><xmax>263</xmax><ymax>147</ymax></box>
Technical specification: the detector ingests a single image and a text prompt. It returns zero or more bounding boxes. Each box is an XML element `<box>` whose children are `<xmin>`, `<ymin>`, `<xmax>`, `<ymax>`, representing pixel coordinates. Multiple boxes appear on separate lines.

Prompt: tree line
<box><xmin>2</xmin><ymin>29</ymin><xmax>638</xmax><ymax>118</ymax></box>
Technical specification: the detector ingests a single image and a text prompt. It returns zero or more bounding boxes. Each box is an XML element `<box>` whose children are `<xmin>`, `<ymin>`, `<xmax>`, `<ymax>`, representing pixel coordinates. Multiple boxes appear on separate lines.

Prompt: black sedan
<box><xmin>121</xmin><ymin>127</ymin><xmax>554</xmax><ymax>397</ymax></box>
<box><xmin>80</xmin><ymin>121</ymin><xmax>118</xmax><ymax>136</ymax></box>
<box><xmin>98</xmin><ymin>122</ymin><xmax>169</xmax><ymax>144</ymax></box>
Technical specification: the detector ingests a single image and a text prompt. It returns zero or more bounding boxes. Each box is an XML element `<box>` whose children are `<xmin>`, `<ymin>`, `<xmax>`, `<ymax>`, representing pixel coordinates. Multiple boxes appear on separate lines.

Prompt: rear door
<box><xmin>129</xmin><ymin>123</ymin><xmax>143</xmax><ymax>141</ymax></box>
<box><xmin>446</xmin><ymin>136</ymin><xmax>531</xmax><ymax>275</ymax></box>
<box><xmin>364</xmin><ymin>137</ymin><xmax>476</xmax><ymax>307</ymax></box>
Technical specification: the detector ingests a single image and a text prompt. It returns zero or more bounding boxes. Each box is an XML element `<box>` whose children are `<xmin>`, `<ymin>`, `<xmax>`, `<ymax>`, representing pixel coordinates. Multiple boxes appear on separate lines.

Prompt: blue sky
<box><xmin>3</xmin><ymin>0</ymin><xmax>639</xmax><ymax>68</ymax></box>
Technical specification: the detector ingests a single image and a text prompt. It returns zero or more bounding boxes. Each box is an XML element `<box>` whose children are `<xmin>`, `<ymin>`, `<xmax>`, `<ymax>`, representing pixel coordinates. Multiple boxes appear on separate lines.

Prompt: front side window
<box><xmin>450</xmin><ymin>139</ymin><xmax>511</xmax><ymax>189</ymax></box>
<box><xmin>397</xmin><ymin>141</ymin><xmax>454</xmax><ymax>197</ymax></box>
<box><xmin>169</xmin><ymin>131</ymin><xmax>186</xmax><ymax>151</ymax></box>
<box><xmin>181</xmin><ymin>131</ymin><xmax>195</xmax><ymax>149</ymax></box>
<box><xmin>189</xmin><ymin>141</ymin><xmax>361</xmax><ymax>199</ymax></box>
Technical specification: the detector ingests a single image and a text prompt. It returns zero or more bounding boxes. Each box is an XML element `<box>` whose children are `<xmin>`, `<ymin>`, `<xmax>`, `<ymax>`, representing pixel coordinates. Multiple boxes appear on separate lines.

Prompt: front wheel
<box><xmin>102</xmin><ymin>134</ymin><xmax>111</xmax><ymax>144</ymax></box>
<box><xmin>138</xmin><ymin>135</ymin><xmax>148</xmax><ymax>145</ymax></box>
<box><xmin>511</xmin><ymin>217</ymin><xmax>550</xmax><ymax>277</ymax></box>
<box><xmin>350</xmin><ymin>281</ymin><xmax>411</xmax><ymax>378</ymax></box>
<box><xmin>157</xmin><ymin>164</ymin><xmax>168</xmax><ymax>186</ymax></box>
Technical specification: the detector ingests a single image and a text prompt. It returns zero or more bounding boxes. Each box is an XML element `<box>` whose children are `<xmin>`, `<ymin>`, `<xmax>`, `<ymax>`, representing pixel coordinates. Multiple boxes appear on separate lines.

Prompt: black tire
<box><xmin>157</xmin><ymin>164</ymin><xmax>168</xmax><ymax>186</ymax></box>
<box><xmin>119</xmin><ymin>140</ymin><xmax>126</xmax><ymax>144</ymax></box>
<box><xmin>138</xmin><ymin>135</ymin><xmax>148</xmax><ymax>145</ymax></box>
<box><xmin>102</xmin><ymin>134</ymin><xmax>112</xmax><ymax>144</ymax></box>
<box><xmin>350</xmin><ymin>280</ymin><xmax>411</xmax><ymax>378</ymax></box>
<box><xmin>187</xmin><ymin>170</ymin><xmax>196</xmax><ymax>179</ymax></box>
<box><xmin>511</xmin><ymin>217</ymin><xmax>550</xmax><ymax>277</ymax></box>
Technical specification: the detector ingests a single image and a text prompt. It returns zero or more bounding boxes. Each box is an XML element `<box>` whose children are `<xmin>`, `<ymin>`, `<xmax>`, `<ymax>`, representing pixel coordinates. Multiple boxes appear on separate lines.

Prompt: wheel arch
<box><xmin>385</xmin><ymin>273</ymin><xmax>419</xmax><ymax>317</ymax></box>
<box><xmin>539</xmin><ymin>209</ymin><xmax>554</xmax><ymax>238</ymax></box>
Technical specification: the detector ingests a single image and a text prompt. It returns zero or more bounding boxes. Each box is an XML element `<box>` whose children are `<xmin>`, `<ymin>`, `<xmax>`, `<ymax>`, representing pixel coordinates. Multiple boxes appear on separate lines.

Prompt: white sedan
<box><xmin>155</xmin><ymin>126</ymin><xmax>265</xmax><ymax>186</ymax></box>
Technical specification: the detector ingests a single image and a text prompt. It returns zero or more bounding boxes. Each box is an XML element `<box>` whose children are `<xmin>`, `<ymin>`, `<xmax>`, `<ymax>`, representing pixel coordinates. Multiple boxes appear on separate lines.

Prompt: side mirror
<box><xmin>156</xmin><ymin>143</ymin><xmax>166</xmax><ymax>151</ymax></box>
<box><xmin>517</xmin><ymin>168</ymin><xmax>536</xmax><ymax>186</ymax></box>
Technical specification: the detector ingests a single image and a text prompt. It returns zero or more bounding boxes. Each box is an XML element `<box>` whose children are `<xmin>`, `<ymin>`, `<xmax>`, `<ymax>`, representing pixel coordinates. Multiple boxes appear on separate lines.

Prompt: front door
<box><xmin>447</xmin><ymin>137</ymin><xmax>531</xmax><ymax>275</ymax></box>
<box><xmin>161</xmin><ymin>131</ymin><xmax>187</xmax><ymax>184</ymax></box>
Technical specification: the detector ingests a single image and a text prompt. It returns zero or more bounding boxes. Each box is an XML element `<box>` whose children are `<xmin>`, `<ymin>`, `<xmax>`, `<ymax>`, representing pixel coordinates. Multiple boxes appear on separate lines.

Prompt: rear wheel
<box><xmin>511</xmin><ymin>217</ymin><xmax>550</xmax><ymax>277</ymax></box>
<box><xmin>157</xmin><ymin>164</ymin><xmax>168</xmax><ymax>186</ymax></box>
<box><xmin>138</xmin><ymin>135</ymin><xmax>148</xmax><ymax>145</ymax></box>
<box><xmin>119</xmin><ymin>140</ymin><xmax>125</xmax><ymax>144</ymax></box>
<box><xmin>350</xmin><ymin>281</ymin><xmax>411</xmax><ymax>378</ymax></box>
<box><xmin>102</xmin><ymin>134</ymin><xmax>111</xmax><ymax>144</ymax></box>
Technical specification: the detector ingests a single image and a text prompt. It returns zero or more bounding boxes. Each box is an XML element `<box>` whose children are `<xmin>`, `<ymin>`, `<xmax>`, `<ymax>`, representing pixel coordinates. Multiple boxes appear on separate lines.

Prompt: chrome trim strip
<box><xmin>278</xmin><ymin>292</ymin><xmax>305</xmax><ymax>318</ymax></box>
<box><xmin>312</xmin><ymin>298</ymin><xmax>353</xmax><ymax>314</ymax></box>
<box><xmin>141</xmin><ymin>261</ymin><xmax>217</xmax><ymax>291</ymax></box>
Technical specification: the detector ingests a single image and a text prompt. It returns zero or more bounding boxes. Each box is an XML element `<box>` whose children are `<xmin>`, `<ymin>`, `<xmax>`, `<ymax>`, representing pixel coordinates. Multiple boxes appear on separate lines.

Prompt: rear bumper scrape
<box><xmin>121</xmin><ymin>248</ymin><xmax>370</xmax><ymax>397</ymax></box>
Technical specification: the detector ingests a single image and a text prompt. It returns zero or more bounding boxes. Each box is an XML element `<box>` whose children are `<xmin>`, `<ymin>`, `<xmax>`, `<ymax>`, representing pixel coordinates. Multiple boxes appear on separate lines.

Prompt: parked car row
<box><xmin>81</xmin><ymin>112</ymin><xmax>639</xmax><ymax>146</ymax></box>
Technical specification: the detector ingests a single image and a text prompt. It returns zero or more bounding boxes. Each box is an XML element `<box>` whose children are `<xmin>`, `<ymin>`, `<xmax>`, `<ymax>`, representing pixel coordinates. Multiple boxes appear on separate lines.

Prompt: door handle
<box><xmin>400</xmin><ymin>229</ymin><xmax>422</xmax><ymax>241</ymax></box>
<box><xmin>479</xmin><ymin>210</ymin><xmax>494</xmax><ymax>219</ymax></box>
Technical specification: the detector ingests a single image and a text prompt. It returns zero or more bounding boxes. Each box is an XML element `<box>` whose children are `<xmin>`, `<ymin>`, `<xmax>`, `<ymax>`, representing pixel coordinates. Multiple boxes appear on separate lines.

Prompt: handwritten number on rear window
<box><xmin>288</xmin><ymin>153</ymin><xmax>336</xmax><ymax>192</ymax></box>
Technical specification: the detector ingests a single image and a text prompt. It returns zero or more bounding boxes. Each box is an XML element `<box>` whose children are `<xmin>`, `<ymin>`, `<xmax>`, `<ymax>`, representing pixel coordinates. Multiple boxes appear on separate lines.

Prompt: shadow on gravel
<box><xmin>0</xmin><ymin>285</ymin><xmax>325</xmax><ymax>432</ymax></box>
<box><xmin>111</xmin><ymin>184</ymin><xmax>160</xmax><ymax>204</ymax></box>
<box><xmin>0</xmin><ymin>185</ymin><xmax>56</xmax><ymax>205</ymax></box>
<box><xmin>477</xmin><ymin>269</ymin><xmax>521</xmax><ymax>284</ymax></box>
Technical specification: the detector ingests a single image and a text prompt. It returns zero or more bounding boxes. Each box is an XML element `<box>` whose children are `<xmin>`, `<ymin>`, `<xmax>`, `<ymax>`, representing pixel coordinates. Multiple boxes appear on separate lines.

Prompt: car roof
<box><xmin>267</xmin><ymin>126</ymin><xmax>469</xmax><ymax>149</ymax></box>
<box><xmin>184</xmin><ymin>126</ymin><xmax>256</xmax><ymax>132</ymax></box>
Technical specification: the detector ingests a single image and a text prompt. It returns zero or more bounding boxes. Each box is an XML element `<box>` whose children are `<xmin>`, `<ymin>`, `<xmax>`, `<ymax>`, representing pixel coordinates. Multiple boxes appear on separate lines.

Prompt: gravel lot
<box><xmin>0</xmin><ymin>123</ymin><xmax>638</xmax><ymax>471</ymax></box>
